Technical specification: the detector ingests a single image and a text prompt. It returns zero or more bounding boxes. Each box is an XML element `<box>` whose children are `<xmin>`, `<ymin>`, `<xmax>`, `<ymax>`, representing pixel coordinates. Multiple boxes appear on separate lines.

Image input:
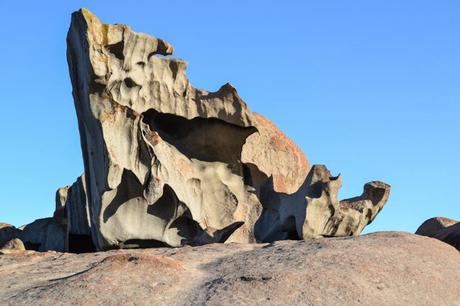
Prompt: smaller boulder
<box><xmin>415</xmin><ymin>217</ymin><xmax>458</xmax><ymax>237</ymax></box>
<box><xmin>416</xmin><ymin>217</ymin><xmax>460</xmax><ymax>251</ymax></box>
<box><xmin>0</xmin><ymin>223</ymin><xmax>21</xmax><ymax>247</ymax></box>
<box><xmin>1</xmin><ymin>238</ymin><xmax>25</xmax><ymax>252</ymax></box>
<box><xmin>20</xmin><ymin>218</ymin><xmax>67</xmax><ymax>252</ymax></box>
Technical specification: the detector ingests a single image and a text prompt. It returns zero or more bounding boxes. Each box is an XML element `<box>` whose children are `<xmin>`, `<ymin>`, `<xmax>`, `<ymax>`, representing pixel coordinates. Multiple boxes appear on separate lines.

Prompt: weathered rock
<box><xmin>0</xmin><ymin>238</ymin><xmax>25</xmax><ymax>252</ymax></box>
<box><xmin>0</xmin><ymin>223</ymin><xmax>21</xmax><ymax>247</ymax></box>
<box><xmin>1</xmin><ymin>232</ymin><xmax>459</xmax><ymax>305</ymax></box>
<box><xmin>1</xmin><ymin>219</ymin><xmax>67</xmax><ymax>253</ymax></box>
<box><xmin>20</xmin><ymin>218</ymin><xmax>66</xmax><ymax>252</ymax></box>
<box><xmin>416</xmin><ymin>217</ymin><xmax>460</xmax><ymax>251</ymax></box>
<box><xmin>54</xmin><ymin>174</ymin><xmax>96</xmax><ymax>252</ymax></box>
<box><xmin>241</xmin><ymin>113</ymin><xmax>310</xmax><ymax>194</ymax></box>
<box><xmin>256</xmin><ymin>165</ymin><xmax>390</xmax><ymax>241</ymax></box>
<box><xmin>415</xmin><ymin>216</ymin><xmax>458</xmax><ymax>237</ymax></box>
<box><xmin>63</xmin><ymin>8</ymin><xmax>390</xmax><ymax>251</ymax></box>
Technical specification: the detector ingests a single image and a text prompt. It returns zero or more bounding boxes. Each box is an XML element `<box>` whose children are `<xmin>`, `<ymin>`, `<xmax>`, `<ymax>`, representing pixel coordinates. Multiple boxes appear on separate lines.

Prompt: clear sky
<box><xmin>1</xmin><ymin>1</ymin><xmax>459</xmax><ymax>233</ymax></box>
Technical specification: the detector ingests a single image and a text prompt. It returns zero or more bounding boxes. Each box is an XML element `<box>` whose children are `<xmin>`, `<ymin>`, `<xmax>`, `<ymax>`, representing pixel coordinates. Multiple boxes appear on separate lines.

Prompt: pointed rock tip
<box><xmin>77</xmin><ymin>8</ymin><xmax>103</xmax><ymax>26</ymax></box>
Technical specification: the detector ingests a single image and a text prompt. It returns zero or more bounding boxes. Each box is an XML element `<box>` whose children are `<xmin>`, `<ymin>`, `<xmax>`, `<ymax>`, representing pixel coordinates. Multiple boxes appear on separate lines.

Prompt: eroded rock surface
<box><xmin>0</xmin><ymin>220</ymin><xmax>66</xmax><ymax>253</ymax></box>
<box><xmin>256</xmin><ymin>165</ymin><xmax>390</xmax><ymax>242</ymax></box>
<box><xmin>58</xmin><ymin>8</ymin><xmax>391</xmax><ymax>251</ymax></box>
<box><xmin>1</xmin><ymin>232</ymin><xmax>459</xmax><ymax>306</ymax></box>
<box><xmin>0</xmin><ymin>223</ymin><xmax>20</xmax><ymax>247</ymax></box>
<box><xmin>0</xmin><ymin>8</ymin><xmax>390</xmax><ymax>252</ymax></box>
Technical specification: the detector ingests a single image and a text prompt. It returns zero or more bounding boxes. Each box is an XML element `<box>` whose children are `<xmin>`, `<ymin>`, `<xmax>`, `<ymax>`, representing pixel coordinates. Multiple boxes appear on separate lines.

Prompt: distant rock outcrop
<box><xmin>0</xmin><ymin>220</ymin><xmax>66</xmax><ymax>252</ymax></box>
<box><xmin>416</xmin><ymin>217</ymin><xmax>460</xmax><ymax>251</ymax></box>
<box><xmin>0</xmin><ymin>9</ymin><xmax>390</xmax><ymax>252</ymax></box>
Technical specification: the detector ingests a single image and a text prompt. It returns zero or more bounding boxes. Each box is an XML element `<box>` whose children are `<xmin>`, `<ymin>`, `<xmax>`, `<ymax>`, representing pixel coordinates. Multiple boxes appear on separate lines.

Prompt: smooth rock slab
<box><xmin>1</xmin><ymin>232</ymin><xmax>459</xmax><ymax>306</ymax></box>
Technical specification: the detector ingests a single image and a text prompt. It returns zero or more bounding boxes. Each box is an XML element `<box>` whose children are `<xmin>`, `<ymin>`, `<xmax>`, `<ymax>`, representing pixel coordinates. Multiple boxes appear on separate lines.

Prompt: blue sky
<box><xmin>0</xmin><ymin>1</ymin><xmax>459</xmax><ymax>233</ymax></box>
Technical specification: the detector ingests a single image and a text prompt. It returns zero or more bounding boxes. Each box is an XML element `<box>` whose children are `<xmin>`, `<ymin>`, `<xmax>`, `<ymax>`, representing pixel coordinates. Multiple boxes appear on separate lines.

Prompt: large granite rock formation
<box><xmin>60</xmin><ymin>8</ymin><xmax>391</xmax><ymax>251</ymax></box>
<box><xmin>0</xmin><ymin>8</ymin><xmax>390</xmax><ymax>252</ymax></box>
<box><xmin>416</xmin><ymin>217</ymin><xmax>460</xmax><ymax>251</ymax></box>
<box><xmin>1</xmin><ymin>232</ymin><xmax>459</xmax><ymax>305</ymax></box>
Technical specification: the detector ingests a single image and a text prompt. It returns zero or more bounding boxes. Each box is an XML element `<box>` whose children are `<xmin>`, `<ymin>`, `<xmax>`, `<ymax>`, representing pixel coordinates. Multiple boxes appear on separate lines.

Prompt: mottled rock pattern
<box><xmin>416</xmin><ymin>217</ymin><xmax>460</xmax><ymax>251</ymax></box>
<box><xmin>1</xmin><ymin>232</ymin><xmax>459</xmax><ymax>305</ymax></box>
<box><xmin>61</xmin><ymin>8</ymin><xmax>390</xmax><ymax>251</ymax></box>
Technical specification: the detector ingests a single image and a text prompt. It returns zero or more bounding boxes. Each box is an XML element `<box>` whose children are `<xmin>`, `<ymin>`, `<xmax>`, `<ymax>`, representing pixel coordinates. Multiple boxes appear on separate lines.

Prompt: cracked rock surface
<box><xmin>1</xmin><ymin>232</ymin><xmax>459</xmax><ymax>305</ymax></box>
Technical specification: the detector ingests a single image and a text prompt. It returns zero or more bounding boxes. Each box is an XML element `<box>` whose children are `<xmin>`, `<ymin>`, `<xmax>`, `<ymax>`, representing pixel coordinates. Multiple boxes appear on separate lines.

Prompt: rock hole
<box><xmin>106</xmin><ymin>41</ymin><xmax>124</xmax><ymax>60</ymax></box>
<box><xmin>141</xmin><ymin>109</ymin><xmax>256</xmax><ymax>165</ymax></box>
<box><xmin>124</xmin><ymin>77</ymin><xmax>139</xmax><ymax>88</ymax></box>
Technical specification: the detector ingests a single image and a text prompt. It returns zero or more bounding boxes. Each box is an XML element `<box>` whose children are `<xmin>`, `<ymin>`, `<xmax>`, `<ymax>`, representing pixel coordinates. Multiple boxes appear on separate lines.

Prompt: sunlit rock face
<box><xmin>56</xmin><ymin>8</ymin><xmax>390</xmax><ymax>251</ymax></box>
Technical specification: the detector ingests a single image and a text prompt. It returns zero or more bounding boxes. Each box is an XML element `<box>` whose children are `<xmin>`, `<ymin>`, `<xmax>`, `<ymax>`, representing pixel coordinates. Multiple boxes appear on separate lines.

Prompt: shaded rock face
<box><xmin>59</xmin><ymin>8</ymin><xmax>391</xmax><ymax>251</ymax></box>
<box><xmin>1</xmin><ymin>232</ymin><xmax>459</xmax><ymax>305</ymax></box>
<box><xmin>0</xmin><ymin>221</ymin><xmax>66</xmax><ymax>252</ymax></box>
<box><xmin>416</xmin><ymin>217</ymin><xmax>460</xmax><ymax>251</ymax></box>
<box><xmin>0</xmin><ymin>223</ymin><xmax>20</xmax><ymax>247</ymax></box>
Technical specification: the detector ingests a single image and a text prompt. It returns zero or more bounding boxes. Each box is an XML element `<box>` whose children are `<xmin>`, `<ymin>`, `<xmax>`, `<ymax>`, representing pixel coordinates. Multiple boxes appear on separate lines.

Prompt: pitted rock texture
<box><xmin>416</xmin><ymin>217</ymin><xmax>460</xmax><ymax>251</ymax></box>
<box><xmin>59</xmin><ymin>8</ymin><xmax>390</xmax><ymax>251</ymax></box>
<box><xmin>1</xmin><ymin>232</ymin><xmax>459</xmax><ymax>306</ymax></box>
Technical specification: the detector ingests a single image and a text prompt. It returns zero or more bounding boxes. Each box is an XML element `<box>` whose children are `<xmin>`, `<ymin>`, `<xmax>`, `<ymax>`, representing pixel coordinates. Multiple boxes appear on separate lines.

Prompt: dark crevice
<box><xmin>106</xmin><ymin>41</ymin><xmax>124</xmax><ymax>60</ymax></box>
<box><xmin>141</xmin><ymin>109</ymin><xmax>257</xmax><ymax>165</ymax></box>
<box><xmin>169</xmin><ymin>214</ymin><xmax>201</xmax><ymax>243</ymax></box>
<box><xmin>147</xmin><ymin>40</ymin><xmax>173</xmax><ymax>61</ymax></box>
<box><xmin>146</xmin><ymin>184</ymin><xmax>180</xmax><ymax>221</ymax></box>
<box><xmin>120</xmin><ymin>239</ymin><xmax>170</xmax><ymax>249</ymax></box>
<box><xmin>281</xmin><ymin>216</ymin><xmax>301</xmax><ymax>240</ymax></box>
<box><xmin>68</xmin><ymin>234</ymin><xmax>96</xmax><ymax>253</ymax></box>
<box><xmin>89</xmin><ymin>80</ymin><xmax>106</xmax><ymax>94</ymax></box>
<box><xmin>169</xmin><ymin>61</ymin><xmax>179</xmax><ymax>79</ymax></box>
<box><xmin>23</xmin><ymin>241</ymin><xmax>40</xmax><ymax>251</ymax></box>
<box><xmin>124</xmin><ymin>77</ymin><xmax>139</xmax><ymax>88</ymax></box>
<box><xmin>242</xmin><ymin>163</ymin><xmax>270</xmax><ymax>197</ymax></box>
